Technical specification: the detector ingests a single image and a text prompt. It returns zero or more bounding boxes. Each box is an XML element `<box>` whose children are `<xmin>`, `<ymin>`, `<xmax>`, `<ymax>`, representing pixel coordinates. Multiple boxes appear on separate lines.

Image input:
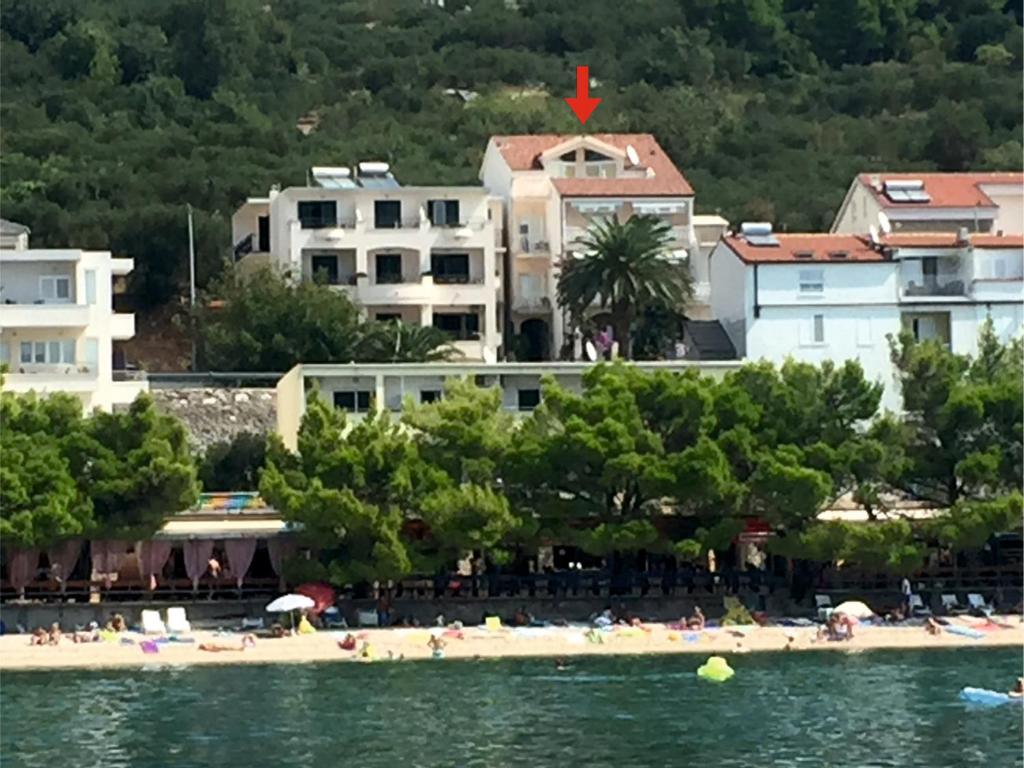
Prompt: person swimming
<box><xmin>1009</xmin><ymin>678</ymin><xmax>1024</xmax><ymax>698</ymax></box>
<box><xmin>554</xmin><ymin>657</ymin><xmax>571</xmax><ymax>671</ymax></box>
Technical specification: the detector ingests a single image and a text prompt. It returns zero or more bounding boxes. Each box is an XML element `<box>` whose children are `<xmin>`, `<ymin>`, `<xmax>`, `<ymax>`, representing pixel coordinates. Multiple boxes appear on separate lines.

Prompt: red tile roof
<box><xmin>491</xmin><ymin>133</ymin><xmax>693</xmax><ymax>196</ymax></box>
<box><xmin>858</xmin><ymin>172</ymin><xmax>1024</xmax><ymax>209</ymax></box>
<box><xmin>722</xmin><ymin>233</ymin><xmax>882</xmax><ymax>264</ymax></box>
<box><xmin>881</xmin><ymin>233</ymin><xmax>1024</xmax><ymax>249</ymax></box>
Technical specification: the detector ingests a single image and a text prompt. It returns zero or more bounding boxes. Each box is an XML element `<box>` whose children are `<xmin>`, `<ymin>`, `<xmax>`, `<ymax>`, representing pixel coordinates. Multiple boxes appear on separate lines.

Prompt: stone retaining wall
<box><xmin>152</xmin><ymin>388</ymin><xmax>276</xmax><ymax>451</ymax></box>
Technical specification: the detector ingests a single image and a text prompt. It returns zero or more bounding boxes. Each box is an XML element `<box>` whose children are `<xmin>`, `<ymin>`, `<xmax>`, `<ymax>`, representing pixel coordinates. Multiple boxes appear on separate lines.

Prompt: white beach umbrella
<box><xmin>833</xmin><ymin>600</ymin><xmax>874</xmax><ymax>619</ymax></box>
<box><xmin>266</xmin><ymin>594</ymin><xmax>316</xmax><ymax>613</ymax></box>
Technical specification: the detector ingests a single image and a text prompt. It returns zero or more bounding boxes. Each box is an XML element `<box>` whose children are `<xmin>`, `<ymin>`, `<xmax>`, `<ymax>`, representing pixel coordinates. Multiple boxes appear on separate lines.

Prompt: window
<box><xmin>420</xmin><ymin>390</ymin><xmax>442</xmax><ymax>404</ymax></box>
<box><xmin>374</xmin><ymin>200</ymin><xmax>402</xmax><ymax>229</ymax></box>
<box><xmin>431</xmin><ymin>253</ymin><xmax>470</xmax><ymax>284</ymax></box>
<box><xmin>257</xmin><ymin>216</ymin><xmax>270</xmax><ymax>251</ymax></box>
<box><xmin>517</xmin><ymin>388</ymin><xmax>541</xmax><ymax>411</ymax></box>
<box><xmin>40</xmin><ymin>276</ymin><xmax>71</xmax><ymax>302</ymax></box>
<box><xmin>375</xmin><ymin>254</ymin><xmax>403</xmax><ymax>284</ymax></box>
<box><xmin>333</xmin><ymin>390</ymin><xmax>372</xmax><ymax>413</ymax></box>
<box><xmin>584</xmin><ymin>150</ymin><xmax>611</xmax><ymax>161</ymax></box>
<box><xmin>813</xmin><ymin>314</ymin><xmax>825</xmax><ymax>343</ymax></box>
<box><xmin>0</xmin><ymin>342</ymin><xmax>7</xmax><ymax>363</ymax></box>
<box><xmin>433</xmin><ymin>312</ymin><xmax>479</xmax><ymax>340</ymax></box>
<box><xmin>376</xmin><ymin>312</ymin><xmax>401</xmax><ymax>324</ymax></box>
<box><xmin>310</xmin><ymin>255</ymin><xmax>339</xmax><ymax>284</ymax></box>
<box><xmin>85</xmin><ymin>270</ymin><xmax>97</xmax><ymax>304</ymax></box>
<box><xmin>559</xmin><ymin>151</ymin><xmax>576</xmax><ymax>162</ymax></box>
<box><xmin>798</xmin><ymin>269</ymin><xmax>824</xmax><ymax>294</ymax></box>
<box><xmin>20</xmin><ymin>339</ymin><xmax>74</xmax><ymax>364</ymax></box>
<box><xmin>297</xmin><ymin>201</ymin><xmax>337</xmax><ymax>229</ymax></box>
<box><xmin>428</xmin><ymin>200</ymin><xmax>460</xmax><ymax>227</ymax></box>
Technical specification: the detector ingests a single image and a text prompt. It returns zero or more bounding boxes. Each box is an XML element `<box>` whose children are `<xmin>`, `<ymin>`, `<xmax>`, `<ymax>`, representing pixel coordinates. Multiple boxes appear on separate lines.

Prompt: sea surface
<box><xmin>2</xmin><ymin>648</ymin><xmax>1021</xmax><ymax>767</ymax></box>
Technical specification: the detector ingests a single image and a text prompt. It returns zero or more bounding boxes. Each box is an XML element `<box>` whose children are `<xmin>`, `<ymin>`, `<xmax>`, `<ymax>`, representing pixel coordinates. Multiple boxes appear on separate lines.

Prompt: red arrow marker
<box><xmin>565</xmin><ymin>65</ymin><xmax>601</xmax><ymax>125</ymax></box>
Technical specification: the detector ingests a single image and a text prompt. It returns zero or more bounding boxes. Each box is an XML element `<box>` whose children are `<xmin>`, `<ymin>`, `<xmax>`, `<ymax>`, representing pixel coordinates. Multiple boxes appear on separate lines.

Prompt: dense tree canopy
<box><xmin>193</xmin><ymin>267</ymin><xmax>455</xmax><ymax>370</ymax></box>
<box><xmin>258</xmin><ymin>324</ymin><xmax>1022</xmax><ymax>586</ymax></box>
<box><xmin>0</xmin><ymin>391</ymin><xmax>199</xmax><ymax>548</ymax></box>
<box><xmin>1</xmin><ymin>0</ymin><xmax>1019</xmax><ymax>314</ymax></box>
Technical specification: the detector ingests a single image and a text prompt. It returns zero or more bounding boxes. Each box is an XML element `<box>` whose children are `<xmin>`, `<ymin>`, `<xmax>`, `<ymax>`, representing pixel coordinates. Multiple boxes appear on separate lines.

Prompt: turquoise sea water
<box><xmin>2</xmin><ymin>648</ymin><xmax>1021</xmax><ymax>767</ymax></box>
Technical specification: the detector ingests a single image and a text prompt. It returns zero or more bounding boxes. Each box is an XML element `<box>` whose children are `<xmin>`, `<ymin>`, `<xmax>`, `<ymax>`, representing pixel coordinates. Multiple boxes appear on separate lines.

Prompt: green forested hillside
<box><xmin>2</xmin><ymin>0</ymin><xmax>1021</xmax><ymax>307</ymax></box>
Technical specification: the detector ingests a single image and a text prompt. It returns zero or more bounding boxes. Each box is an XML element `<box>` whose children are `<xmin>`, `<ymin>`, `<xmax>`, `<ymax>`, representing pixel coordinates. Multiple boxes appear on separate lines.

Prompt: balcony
<box><xmin>110</xmin><ymin>313</ymin><xmax>135</xmax><ymax>340</ymax></box>
<box><xmin>900</xmin><ymin>258</ymin><xmax>967</xmax><ymax>301</ymax></box>
<box><xmin>2</xmin><ymin>365</ymin><xmax>99</xmax><ymax>394</ymax></box>
<box><xmin>0</xmin><ymin>303</ymin><xmax>91</xmax><ymax>329</ymax></box>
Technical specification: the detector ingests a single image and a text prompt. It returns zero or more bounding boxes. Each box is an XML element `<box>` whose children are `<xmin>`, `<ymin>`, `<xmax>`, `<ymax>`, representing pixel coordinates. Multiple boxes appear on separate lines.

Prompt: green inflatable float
<box><xmin>696</xmin><ymin>656</ymin><xmax>734</xmax><ymax>682</ymax></box>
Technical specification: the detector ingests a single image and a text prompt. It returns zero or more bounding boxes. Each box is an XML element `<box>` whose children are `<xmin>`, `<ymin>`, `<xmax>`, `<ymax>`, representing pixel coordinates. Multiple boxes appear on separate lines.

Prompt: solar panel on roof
<box><xmin>316</xmin><ymin>177</ymin><xmax>358</xmax><ymax>189</ymax></box>
<box><xmin>358</xmin><ymin>176</ymin><xmax>401</xmax><ymax>189</ymax></box>
<box><xmin>746</xmin><ymin>234</ymin><xmax>779</xmax><ymax>247</ymax></box>
<box><xmin>905</xmin><ymin>190</ymin><xmax>931</xmax><ymax>203</ymax></box>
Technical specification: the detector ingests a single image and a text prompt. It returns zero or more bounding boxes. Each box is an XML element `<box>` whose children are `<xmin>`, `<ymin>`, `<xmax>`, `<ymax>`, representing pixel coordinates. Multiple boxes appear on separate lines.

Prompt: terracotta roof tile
<box><xmin>491</xmin><ymin>134</ymin><xmax>693</xmax><ymax>196</ymax></box>
<box><xmin>858</xmin><ymin>172</ymin><xmax>1024</xmax><ymax>209</ymax></box>
<box><xmin>880</xmin><ymin>233</ymin><xmax>1024</xmax><ymax>249</ymax></box>
<box><xmin>722</xmin><ymin>233</ymin><xmax>882</xmax><ymax>264</ymax></box>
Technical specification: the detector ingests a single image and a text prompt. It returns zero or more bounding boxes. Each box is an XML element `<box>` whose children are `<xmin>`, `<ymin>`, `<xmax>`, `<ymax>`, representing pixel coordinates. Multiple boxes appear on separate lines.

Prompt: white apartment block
<box><xmin>831</xmin><ymin>172</ymin><xmax>1024</xmax><ymax>236</ymax></box>
<box><xmin>709</xmin><ymin>224</ymin><xmax>1024</xmax><ymax>410</ymax></box>
<box><xmin>232</xmin><ymin>163</ymin><xmax>503</xmax><ymax>362</ymax></box>
<box><xmin>0</xmin><ymin>226</ymin><xmax>145</xmax><ymax>410</ymax></box>
<box><xmin>480</xmin><ymin>134</ymin><xmax>723</xmax><ymax>361</ymax></box>
<box><xmin>275</xmin><ymin>360</ymin><xmax>742</xmax><ymax>451</ymax></box>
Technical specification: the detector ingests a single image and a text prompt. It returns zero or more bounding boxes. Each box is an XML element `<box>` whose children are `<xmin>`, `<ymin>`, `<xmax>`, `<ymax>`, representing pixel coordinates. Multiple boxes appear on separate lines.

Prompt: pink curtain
<box><xmin>183</xmin><ymin>540</ymin><xmax>215</xmax><ymax>590</ymax></box>
<box><xmin>47</xmin><ymin>541</ymin><xmax>81</xmax><ymax>591</ymax></box>
<box><xmin>91</xmin><ymin>540</ymin><xmax>129</xmax><ymax>587</ymax></box>
<box><xmin>139</xmin><ymin>540</ymin><xmax>174</xmax><ymax>590</ymax></box>
<box><xmin>267</xmin><ymin>539</ymin><xmax>295</xmax><ymax>591</ymax></box>
<box><xmin>7</xmin><ymin>549</ymin><xmax>37</xmax><ymax>595</ymax></box>
<box><xmin>224</xmin><ymin>539</ymin><xmax>258</xmax><ymax>588</ymax></box>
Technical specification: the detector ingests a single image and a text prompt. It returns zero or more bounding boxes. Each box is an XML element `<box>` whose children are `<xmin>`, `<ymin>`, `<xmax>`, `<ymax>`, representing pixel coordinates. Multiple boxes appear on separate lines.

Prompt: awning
<box><xmin>154</xmin><ymin>517</ymin><xmax>300</xmax><ymax>540</ymax></box>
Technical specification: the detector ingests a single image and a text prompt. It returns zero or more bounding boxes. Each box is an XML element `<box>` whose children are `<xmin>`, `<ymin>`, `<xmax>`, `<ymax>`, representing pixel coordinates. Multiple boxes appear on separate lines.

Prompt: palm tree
<box><xmin>355</xmin><ymin>320</ymin><xmax>456</xmax><ymax>362</ymax></box>
<box><xmin>557</xmin><ymin>214</ymin><xmax>692</xmax><ymax>359</ymax></box>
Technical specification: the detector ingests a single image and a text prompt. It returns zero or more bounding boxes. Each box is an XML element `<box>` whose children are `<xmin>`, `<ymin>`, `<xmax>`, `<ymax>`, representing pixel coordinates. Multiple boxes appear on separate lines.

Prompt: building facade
<box><xmin>708</xmin><ymin>225</ymin><xmax>1024</xmax><ymax>410</ymax></box>
<box><xmin>0</xmin><ymin>242</ymin><xmax>146</xmax><ymax>411</ymax></box>
<box><xmin>232</xmin><ymin>163</ymin><xmax>504</xmax><ymax>362</ymax></box>
<box><xmin>275</xmin><ymin>360</ymin><xmax>742</xmax><ymax>450</ymax></box>
<box><xmin>480</xmin><ymin>134</ymin><xmax>722</xmax><ymax>361</ymax></box>
<box><xmin>831</xmin><ymin>172</ymin><xmax>1024</xmax><ymax>236</ymax></box>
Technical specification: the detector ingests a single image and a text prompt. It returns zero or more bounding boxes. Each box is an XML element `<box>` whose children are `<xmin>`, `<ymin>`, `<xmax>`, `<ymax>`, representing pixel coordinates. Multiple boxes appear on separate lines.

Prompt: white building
<box><xmin>232</xmin><ymin>163</ymin><xmax>503</xmax><ymax>362</ymax></box>
<box><xmin>275</xmin><ymin>360</ymin><xmax>742</xmax><ymax>451</ymax></box>
<box><xmin>831</xmin><ymin>172</ymin><xmax>1024</xmax><ymax>236</ymax></box>
<box><xmin>1</xmin><ymin>219</ymin><xmax>30</xmax><ymax>251</ymax></box>
<box><xmin>0</xmin><ymin>240</ymin><xmax>146</xmax><ymax>411</ymax></box>
<box><xmin>709</xmin><ymin>224</ymin><xmax>1024</xmax><ymax>410</ymax></box>
<box><xmin>480</xmin><ymin>134</ymin><xmax>724</xmax><ymax>360</ymax></box>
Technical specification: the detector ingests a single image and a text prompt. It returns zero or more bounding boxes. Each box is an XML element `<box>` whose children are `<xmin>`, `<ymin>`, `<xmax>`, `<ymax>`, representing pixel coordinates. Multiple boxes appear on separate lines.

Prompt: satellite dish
<box><xmin>626</xmin><ymin>144</ymin><xmax>640</xmax><ymax>166</ymax></box>
<box><xmin>868</xmin><ymin>224</ymin><xmax>879</xmax><ymax>245</ymax></box>
<box><xmin>482</xmin><ymin>347</ymin><xmax>497</xmax><ymax>365</ymax></box>
<box><xmin>584</xmin><ymin>340</ymin><xmax>597</xmax><ymax>361</ymax></box>
<box><xmin>878</xmin><ymin>211</ymin><xmax>892</xmax><ymax>235</ymax></box>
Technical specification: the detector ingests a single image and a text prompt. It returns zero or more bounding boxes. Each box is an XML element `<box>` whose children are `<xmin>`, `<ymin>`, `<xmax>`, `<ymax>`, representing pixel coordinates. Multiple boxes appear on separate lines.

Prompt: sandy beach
<box><xmin>2</xmin><ymin>617</ymin><xmax>1021</xmax><ymax>671</ymax></box>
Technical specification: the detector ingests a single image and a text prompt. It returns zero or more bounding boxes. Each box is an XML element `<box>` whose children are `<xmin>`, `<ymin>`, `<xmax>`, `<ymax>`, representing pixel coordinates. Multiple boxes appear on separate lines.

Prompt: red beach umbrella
<box><xmin>296</xmin><ymin>582</ymin><xmax>337</xmax><ymax>614</ymax></box>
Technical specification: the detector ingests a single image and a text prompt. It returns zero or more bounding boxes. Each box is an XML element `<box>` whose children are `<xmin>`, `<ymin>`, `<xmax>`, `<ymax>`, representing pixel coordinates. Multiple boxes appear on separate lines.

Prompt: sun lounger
<box><xmin>357</xmin><ymin>609</ymin><xmax>379</xmax><ymax>627</ymax></box>
<box><xmin>241</xmin><ymin>617</ymin><xmax>265</xmax><ymax>630</ymax></box>
<box><xmin>141</xmin><ymin>609</ymin><xmax>166</xmax><ymax>635</ymax></box>
<box><xmin>967</xmin><ymin>593</ymin><xmax>994</xmax><ymax>616</ymax></box>
<box><xmin>165</xmin><ymin>607</ymin><xmax>191</xmax><ymax>634</ymax></box>
<box><xmin>814</xmin><ymin>594</ymin><xmax>833</xmax><ymax>621</ymax></box>
<box><xmin>941</xmin><ymin>594</ymin><xmax>967</xmax><ymax>615</ymax></box>
<box><xmin>908</xmin><ymin>594</ymin><xmax>932</xmax><ymax>617</ymax></box>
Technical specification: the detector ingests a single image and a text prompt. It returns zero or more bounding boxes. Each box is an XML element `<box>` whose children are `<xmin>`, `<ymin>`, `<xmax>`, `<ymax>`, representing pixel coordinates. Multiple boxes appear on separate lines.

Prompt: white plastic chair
<box><xmin>357</xmin><ymin>609</ymin><xmax>379</xmax><ymax>627</ymax></box>
<box><xmin>141</xmin><ymin>609</ymin><xmax>166</xmax><ymax>635</ymax></box>
<box><xmin>165</xmin><ymin>606</ymin><xmax>191</xmax><ymax>633</ymax></box>
<box><xmin>814</xmin><ymin>594</ymin><xmax>833</xmax><ymax>621</ymax></box>
<box><xmin>909</xmin><ymin>593</ymin><xmax>932</xmax><ymax>617</ymax></box>
<box><xmin>967</xmin><ymin>593</ymin><xmax>993</xmax><ymax>616</ymax></box>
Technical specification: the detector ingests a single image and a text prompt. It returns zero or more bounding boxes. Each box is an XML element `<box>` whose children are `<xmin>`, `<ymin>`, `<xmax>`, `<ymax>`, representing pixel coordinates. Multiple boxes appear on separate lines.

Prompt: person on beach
<box><xmin>199</xmin><ymin>634</ymin><xmax>256</xmax><ymax>652</ymax></box>
<box><xmin>47</xmin><ymin>622</ymin><xmax>62</xmax><ymax>645</ymax></box>
<box><xmin>427</xmin><ymin>633</ymin><xmax>446</xmax><ymax>659</ymax></box>
<box><xmin>900</xmin><ymin>577</ymin><xmax>912</xmax><ymax>617</ymax></box>
<box><xmin>297</xmin><ymin>612</ymin><xmax>316</xmax><ymax>635</ymax></box>
<box><xmin>513</xmin><ymin>607</ymin><xmax>533</xmax><ymax>627</ymax></box>
<box><xmin>338</xmin><ymin>633</ymin><xmax>357</xmax><ymax>651</ymax></box>
<box><xmin>687</xmin><ymin>607</ymin><xmax>706</xmax><ymax>631</ymax></box>
<box><xmin>1008</xmin><ymin>678</ymin><xmax>1024</xmax><ymax>697</ymax></box>
<box><xmin>30</xmin><ymin>627</ymin><xmax>48</xmax><ymax>646</ymax></box>
<box><xmin>106</xmin><ymin>614</ymin><xmax>127</xmax><ymax>633</ymax></box>
<box><xmin>73</xmin><ymin>622</ymin><xmax>101</xmax><ymax>643</ymax></box>
<box><xmin>925</xmin><ymin>617</ymin><xmax>942</xmax><ymax>636</ymax></box>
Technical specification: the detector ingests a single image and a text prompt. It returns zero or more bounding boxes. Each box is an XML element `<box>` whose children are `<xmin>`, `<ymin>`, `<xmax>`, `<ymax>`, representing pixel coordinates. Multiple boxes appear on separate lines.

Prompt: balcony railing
<box><xmin>233</xmin><ymin>234</ymin><xmax>253</xmax><ymax>261</ymax></box>
<box><xmin>901</xmin><ymin>276</ymin><xmax>967</xmax><ymax>297</ymax></box>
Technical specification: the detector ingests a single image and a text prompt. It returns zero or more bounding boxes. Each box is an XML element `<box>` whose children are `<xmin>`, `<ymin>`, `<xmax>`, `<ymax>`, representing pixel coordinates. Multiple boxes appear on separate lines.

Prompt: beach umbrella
<box><xmin>833</xmin><ymin>600</ymin><xmax>874</xmax><ymax>619</ymax></box>
<box><xmin>296</xmin><ymin>582</ymin><xmax>336</xmax><ymax>614</ymax></box>
<box><xmin>266</xmin><ymin>594</ymin><xmax>316</xmax><ymax>613</ymax></box>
